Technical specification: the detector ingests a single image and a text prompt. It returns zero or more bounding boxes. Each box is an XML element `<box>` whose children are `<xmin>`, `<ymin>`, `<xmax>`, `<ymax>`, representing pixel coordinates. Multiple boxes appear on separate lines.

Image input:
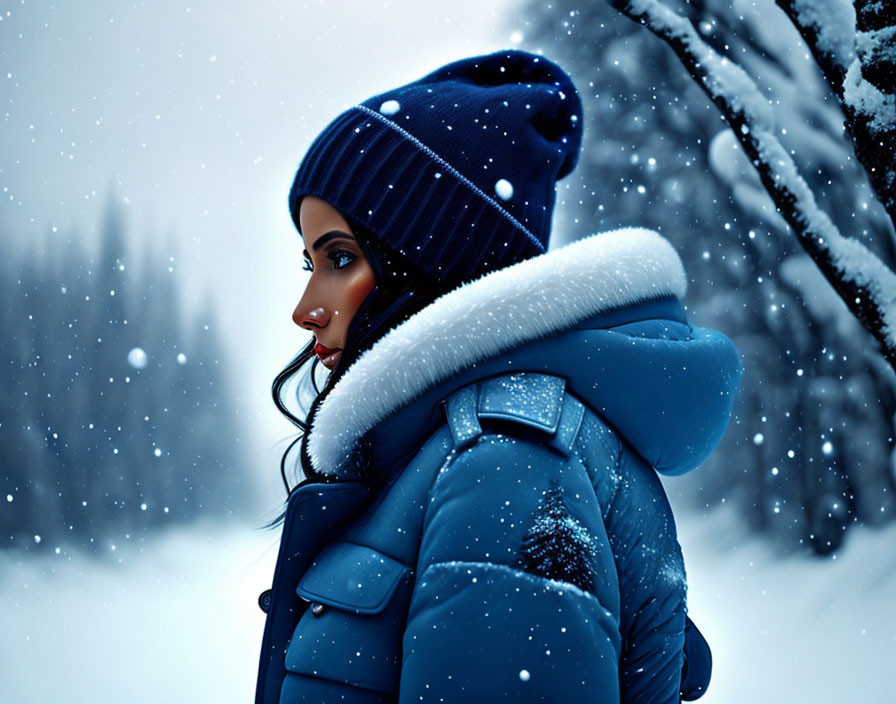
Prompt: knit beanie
<box><xmin>289</xmin><ymin>49</ymin><xmax>584</xmax><ymax>284</ymax></box>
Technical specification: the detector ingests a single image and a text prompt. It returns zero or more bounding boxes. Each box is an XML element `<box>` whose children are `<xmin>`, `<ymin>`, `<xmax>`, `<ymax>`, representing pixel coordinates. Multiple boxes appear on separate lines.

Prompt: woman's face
<box><xmin>293</xmin><ymin>195</ymin><xmax>377</xmax><ymax>370</ymax></box>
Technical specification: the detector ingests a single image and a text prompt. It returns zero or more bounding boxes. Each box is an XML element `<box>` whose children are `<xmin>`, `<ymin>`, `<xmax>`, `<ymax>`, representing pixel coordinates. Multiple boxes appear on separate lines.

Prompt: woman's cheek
<box><xmin>346</xmin><ymin>266</ymin><xmax>377</xmax><ymax>312</ymax></box>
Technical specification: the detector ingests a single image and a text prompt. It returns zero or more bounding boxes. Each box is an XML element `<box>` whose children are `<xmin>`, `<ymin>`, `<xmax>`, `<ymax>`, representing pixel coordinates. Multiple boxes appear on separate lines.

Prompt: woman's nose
<box><xmin>293</xmin><ymin>304</ymin><xmax>329</xmax><ymax>330</ymax></box>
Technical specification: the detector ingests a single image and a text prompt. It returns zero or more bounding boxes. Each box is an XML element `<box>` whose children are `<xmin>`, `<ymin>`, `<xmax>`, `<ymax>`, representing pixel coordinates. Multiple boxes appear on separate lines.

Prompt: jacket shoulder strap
<box><xmin>442</xmin><ymin>371</ymin><xmax>585</xmax><ymax>457</ymax></box>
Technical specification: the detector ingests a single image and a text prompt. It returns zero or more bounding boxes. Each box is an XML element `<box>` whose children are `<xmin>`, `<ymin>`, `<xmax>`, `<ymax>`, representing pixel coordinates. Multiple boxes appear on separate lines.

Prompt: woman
<box><xmin>256</xmin><ymin>49</ymin><xmax>742</xmax><ymax>704</ymax></box>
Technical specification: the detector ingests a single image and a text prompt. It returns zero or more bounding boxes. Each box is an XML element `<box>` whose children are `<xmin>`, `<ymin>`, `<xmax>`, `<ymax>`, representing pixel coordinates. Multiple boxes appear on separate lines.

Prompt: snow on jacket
<box><xmin>255</xmin><ymin>228</ymin><xmax>743</xmax><ymax>704</ymax></box>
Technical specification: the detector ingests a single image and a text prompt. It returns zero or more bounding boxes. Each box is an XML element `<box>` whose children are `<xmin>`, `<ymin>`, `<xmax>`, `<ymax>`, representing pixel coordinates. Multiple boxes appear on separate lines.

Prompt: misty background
<box><xmin>1</xmin><ymin>0</ymin><xmax>518</xmax><ymax>514</ymax></box>
<box><xmin>3</xmin><ymin>1</ymin><xmax>896</xmax><ymax>702</ymax></box>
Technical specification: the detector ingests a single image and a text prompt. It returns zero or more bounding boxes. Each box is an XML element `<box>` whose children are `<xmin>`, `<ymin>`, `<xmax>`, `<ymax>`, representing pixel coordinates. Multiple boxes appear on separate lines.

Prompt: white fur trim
<box><xmin>308</xmin><ymin>227</ymin><xmax>687</xmax><ymax>474</ymax></box>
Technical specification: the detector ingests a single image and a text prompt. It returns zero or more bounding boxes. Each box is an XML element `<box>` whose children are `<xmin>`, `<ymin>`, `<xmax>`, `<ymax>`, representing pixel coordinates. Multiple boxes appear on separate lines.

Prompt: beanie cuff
<box><xmin>290</xmin><ymin>105</ymin><xmax>546</xmax><ymax>283</ymax></box>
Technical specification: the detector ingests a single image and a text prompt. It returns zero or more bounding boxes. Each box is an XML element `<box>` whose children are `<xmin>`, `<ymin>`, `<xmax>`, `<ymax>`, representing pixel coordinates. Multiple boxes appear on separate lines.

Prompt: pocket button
<box><xmin>257</xmin><ymin>589</ymin><xmax>272</xmax><ymax>614</ymax></box>
<box><xmin>311</xmin><ymin>602</ymin><xmax>327</xmax><ymax>617</ymax></box>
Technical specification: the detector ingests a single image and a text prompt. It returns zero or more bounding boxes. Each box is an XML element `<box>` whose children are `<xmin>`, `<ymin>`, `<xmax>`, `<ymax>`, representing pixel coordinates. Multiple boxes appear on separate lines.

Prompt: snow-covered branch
<box><xmin>775</xmin><ymin>0</ymin><xmax>855</xmax><ymax>90</ymax></box>
<box><xmin>777</xmin><ymin>0</ymin><xmax>896</xmax><ymax>233</ymax></box>
<box><xmin>610</xmin><ymin>0</ymin><xmax>896</xmax><ymax>371</ymax></box>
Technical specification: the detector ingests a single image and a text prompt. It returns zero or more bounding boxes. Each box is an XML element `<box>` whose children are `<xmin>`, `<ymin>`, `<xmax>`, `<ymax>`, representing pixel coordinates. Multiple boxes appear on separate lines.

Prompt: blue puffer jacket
<box><xmin>256</xmin><ymin>228</ymin><xmax>743</xmax><ymax>704</ymax></box>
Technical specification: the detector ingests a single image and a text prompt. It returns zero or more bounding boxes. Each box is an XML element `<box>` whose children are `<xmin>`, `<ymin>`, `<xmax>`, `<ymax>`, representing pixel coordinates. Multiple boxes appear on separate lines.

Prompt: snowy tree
<box><xmin>520</xmin><ymin>0</ymin><xmax>896</xmax><ymax>554</ymax></box>
<box><xmin>609</xmin><ymin>0</ymin><xmax>896</xmax><ymax>370</ymax></box>
<box><xmin>776</xmin><ymin>0</ymin><xmax>896</xmax><ymax>227</ymax></box>
<box><xmin>0</xmin><ymin>200</ymin><xmax>253</xmax><ymax>554</ymax></box>
<box><xmin>606</xmin><ymin>0</ymin><xmax>896</xmax><ymax>552</ymax></box>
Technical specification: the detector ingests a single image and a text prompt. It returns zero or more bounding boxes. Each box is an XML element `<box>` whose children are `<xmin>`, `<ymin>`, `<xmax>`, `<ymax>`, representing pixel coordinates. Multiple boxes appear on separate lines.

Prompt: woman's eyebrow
<box><xmin>309</xmin><ymin>230</ymin><xmax>355</xmax><ymax>252</ymax></box>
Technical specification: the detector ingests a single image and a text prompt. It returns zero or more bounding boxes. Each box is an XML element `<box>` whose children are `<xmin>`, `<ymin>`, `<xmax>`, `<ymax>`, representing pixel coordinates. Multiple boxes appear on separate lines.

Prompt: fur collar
<box><xmin>308</xmin><ymin>227</ymin><xmax>688</xmax><ymax>474</ymax></box>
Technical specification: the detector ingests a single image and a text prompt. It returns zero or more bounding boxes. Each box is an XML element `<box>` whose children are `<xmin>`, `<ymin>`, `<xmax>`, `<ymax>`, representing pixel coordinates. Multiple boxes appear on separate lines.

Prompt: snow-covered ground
<box><xmin>0</xmin><ymin>519</ymin><xmax>281</xmax><ymax>704</ymax></box>
<box><xmin>1</xmin><ymin>506</ymin><xmax>894</xmax><ymax>703</ymax></box>
<box><xmin>676</xmin><ymin>505</ymin><xmax>896</xmax><ymax>703</ymax></box>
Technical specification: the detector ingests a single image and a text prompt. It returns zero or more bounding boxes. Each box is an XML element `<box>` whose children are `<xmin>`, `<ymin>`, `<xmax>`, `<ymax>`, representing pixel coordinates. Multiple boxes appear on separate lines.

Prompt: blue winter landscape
<box><xmin>2</xmin><ymin>1</ymin><xmax>895</xmax><ymax>702</ymax></box>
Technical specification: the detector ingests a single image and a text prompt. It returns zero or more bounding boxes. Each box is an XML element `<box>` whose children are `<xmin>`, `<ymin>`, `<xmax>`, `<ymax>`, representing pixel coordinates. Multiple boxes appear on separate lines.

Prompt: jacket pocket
<box><xmin>284</xmin><ymin>541</ymin><xmax>413</xmax><ymax>694</ymax></box>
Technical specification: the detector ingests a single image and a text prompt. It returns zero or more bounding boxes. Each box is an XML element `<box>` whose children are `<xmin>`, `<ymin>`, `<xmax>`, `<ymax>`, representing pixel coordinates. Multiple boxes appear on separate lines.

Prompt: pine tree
<box><xmin>0</xmin><ymin>199</ymin><xmax>252</xmax><ymax>553</ymax></box>
<box><xmin>513</xmin><ymin>481</ymin><xmax>598</xmax><ymax>592</ymax></box>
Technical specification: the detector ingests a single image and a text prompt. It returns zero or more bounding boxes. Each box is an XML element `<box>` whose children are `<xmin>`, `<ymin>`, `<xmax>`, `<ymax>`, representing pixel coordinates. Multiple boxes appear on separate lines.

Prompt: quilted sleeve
<box><xmin>608</xmin><ymin>444</ymin><xmax>690</xmax><ymax>704</ymax></box>
<box><xmin>398</xmin><ymin>431</ymin><xmax>622</xmax><ymax>704</ymax></box>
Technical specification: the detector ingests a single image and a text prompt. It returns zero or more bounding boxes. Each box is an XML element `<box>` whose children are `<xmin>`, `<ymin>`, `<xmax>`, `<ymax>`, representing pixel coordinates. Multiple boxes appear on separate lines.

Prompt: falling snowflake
<box><xmin>127</xmin><ymin>347</ymin><xmax>148</xmax><ymax>369</ymax></box>
<box><xmin>495</xmin><ymin>178</ymin><xmax>514</xmax><ymax>201</ymax></box>
<box><xmin>379</xmin><ymin>99</ymin><xmax>400</xmax><ymax>116</ymax></box>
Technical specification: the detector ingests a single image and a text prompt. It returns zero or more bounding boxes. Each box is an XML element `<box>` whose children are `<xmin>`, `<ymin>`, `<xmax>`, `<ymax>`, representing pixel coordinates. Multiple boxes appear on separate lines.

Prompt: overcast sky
<box><xmin>1</xmin><ymin>0</ymin><xmax>521</xmax><ymax>505</ymax></box>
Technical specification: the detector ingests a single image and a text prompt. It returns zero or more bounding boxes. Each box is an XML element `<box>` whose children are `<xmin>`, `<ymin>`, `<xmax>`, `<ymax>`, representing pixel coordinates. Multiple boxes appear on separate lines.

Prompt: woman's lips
<box><xmin>314</xmin><ymin>342</ymin><xmax>342</xmax><ymax>369</ymax></box>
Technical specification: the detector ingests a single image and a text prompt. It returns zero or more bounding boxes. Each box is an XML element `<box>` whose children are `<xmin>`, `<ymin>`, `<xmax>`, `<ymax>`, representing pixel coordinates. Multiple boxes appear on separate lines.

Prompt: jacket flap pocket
<box><xmin>297</xmin><ymin>542</ymin><xmax>411</xmax><ymax>615</ymax></box>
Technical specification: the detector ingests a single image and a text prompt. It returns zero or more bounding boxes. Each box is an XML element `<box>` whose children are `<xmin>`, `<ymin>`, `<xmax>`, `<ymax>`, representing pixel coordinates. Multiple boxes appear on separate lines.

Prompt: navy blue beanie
<box><xmin>289</xmin><ymin>49</ymin><xmax>584</xmax><ymax>284</ymax></box>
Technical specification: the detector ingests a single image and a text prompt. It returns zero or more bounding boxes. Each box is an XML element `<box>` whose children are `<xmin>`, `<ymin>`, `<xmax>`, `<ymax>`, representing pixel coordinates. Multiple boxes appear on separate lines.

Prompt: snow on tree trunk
<box><xmin>778</xmin><ymin>0</ymin><xmax>896</xmax><ymax>234</ymax></box>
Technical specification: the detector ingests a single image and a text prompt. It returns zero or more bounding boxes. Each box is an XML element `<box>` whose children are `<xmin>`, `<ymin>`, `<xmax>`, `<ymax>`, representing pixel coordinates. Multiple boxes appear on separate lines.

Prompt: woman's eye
<box><xmin>328</xmin><ymin>249</ymin><xmax>356</xmax><ymax>270</ymax></box>
<box><xmin>301</xmin><ymin>259</ymin><xmax>313</xmax><ymax>273</ymax></box>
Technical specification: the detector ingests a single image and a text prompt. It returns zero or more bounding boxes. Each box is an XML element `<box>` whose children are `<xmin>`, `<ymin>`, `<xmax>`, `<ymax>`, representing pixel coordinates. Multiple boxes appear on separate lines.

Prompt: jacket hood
<box><xmin>307</xmin><ymin>228</ymin><xmax>743</xmax><ymax>479</ymax></box>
